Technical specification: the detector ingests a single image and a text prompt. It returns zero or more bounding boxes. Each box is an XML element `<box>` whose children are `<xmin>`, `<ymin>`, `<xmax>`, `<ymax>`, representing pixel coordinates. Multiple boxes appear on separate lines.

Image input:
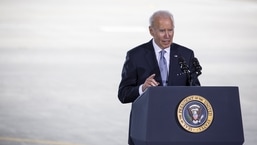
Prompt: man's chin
<box><xmin>161</xmin><ymin>43</ymin><xmax>172</xmax><ymax>48</ymax></box>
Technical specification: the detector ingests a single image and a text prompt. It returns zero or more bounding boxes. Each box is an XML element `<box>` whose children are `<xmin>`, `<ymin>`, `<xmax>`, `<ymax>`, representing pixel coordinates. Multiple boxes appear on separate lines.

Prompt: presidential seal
<box><xmin>177</xmin><ymin>95</ymin><xmax>214</xmax><ymax>133</ymax></box>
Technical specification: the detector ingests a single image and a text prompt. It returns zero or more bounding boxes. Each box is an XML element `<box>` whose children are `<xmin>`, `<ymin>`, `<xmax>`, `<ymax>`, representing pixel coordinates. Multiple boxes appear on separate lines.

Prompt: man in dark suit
<box><xmin>118</xmin><ymin>10</ymin><xmax>201</xmax><ymax>145</ymax></box>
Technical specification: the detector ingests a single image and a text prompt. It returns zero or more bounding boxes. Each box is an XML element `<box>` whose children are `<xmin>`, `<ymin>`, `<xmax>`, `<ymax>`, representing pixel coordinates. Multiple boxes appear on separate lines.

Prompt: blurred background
<box><xmin>0</xmin><ymin>0</ymin><xmax>256</xmax><ymax>145</ymax></box>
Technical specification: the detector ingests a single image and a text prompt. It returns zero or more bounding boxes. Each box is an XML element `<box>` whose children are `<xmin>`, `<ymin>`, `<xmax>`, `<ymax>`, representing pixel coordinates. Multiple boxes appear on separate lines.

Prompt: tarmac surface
<box><xmin>0</xmin><ymin>0</ymin><xmax>257</xmax><ymax>145</ymax></box>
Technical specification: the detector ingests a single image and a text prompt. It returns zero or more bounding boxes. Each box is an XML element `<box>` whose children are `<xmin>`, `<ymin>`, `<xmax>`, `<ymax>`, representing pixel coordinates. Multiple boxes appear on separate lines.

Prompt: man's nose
<box><xmin>164</xmin><ymin>30</ymin><xmax>170</xmax><ymax>38</ymax></box>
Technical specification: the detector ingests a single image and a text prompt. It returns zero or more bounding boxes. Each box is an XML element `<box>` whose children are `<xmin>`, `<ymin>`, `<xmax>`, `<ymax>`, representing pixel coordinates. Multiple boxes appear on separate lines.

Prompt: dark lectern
<box><xmin>130</xmin><ymin>86</ymin><xmax>244</xmax><ymax>145</ymax></box>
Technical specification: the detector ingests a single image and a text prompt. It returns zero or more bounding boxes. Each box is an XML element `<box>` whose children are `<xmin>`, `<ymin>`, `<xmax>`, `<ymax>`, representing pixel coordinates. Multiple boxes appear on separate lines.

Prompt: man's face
<box><xmin>149</xmin><ymin>17</ymin><xmax>174</xmax><ymax>49</ymax></box>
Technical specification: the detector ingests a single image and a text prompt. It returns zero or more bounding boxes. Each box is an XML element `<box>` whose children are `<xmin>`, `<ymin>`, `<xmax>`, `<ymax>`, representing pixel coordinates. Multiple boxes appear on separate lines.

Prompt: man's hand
<box><xmin>142</xmin><ymin>74</ymin><xmax>160</xmax><ymax>92</ymax></box>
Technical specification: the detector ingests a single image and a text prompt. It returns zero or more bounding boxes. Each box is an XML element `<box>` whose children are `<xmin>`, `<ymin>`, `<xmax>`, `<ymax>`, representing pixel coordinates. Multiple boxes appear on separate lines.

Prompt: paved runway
<box><xmin>0</xmin><ymin>0</ymin><xmax>256</xmax><ymax>145</ymax></box>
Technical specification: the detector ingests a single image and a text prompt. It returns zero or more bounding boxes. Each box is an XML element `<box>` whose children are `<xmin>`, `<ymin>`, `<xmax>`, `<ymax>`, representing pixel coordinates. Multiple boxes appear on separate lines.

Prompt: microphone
<box><xmin>178</xmin><ymin>57</ymin><xmax>192</xmax><ymax>85</ymax></box>
<box><xmin>192</xmin><ymin>57</ymin><xmax>202</xmax><ymax>76</ymax></box>
<box><xmin>178</xmin><ymin>57</ymin><xmax>190</xmax><ymax>74</ymax></box>
<box><xmin>190</xmin><ymin>57</ymin><xmax>202</xmax><ymax>86</ymax></box>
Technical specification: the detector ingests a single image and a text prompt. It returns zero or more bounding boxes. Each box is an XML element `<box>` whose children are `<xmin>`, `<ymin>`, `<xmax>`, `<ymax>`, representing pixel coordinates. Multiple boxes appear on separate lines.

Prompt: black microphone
<box><xmin>192</xmin><ymin>57</ymin><xmax>202</xmax><ymax>76</ymax></box>
<box><xmin>178</xmin><ymin>57</ymin><xmax>192</xmax><ymax>85</ymax></box>
<box><xmin>178</xmin><ymin>57</ymin><xmax>190</xmax><ymax>74</ymax></box>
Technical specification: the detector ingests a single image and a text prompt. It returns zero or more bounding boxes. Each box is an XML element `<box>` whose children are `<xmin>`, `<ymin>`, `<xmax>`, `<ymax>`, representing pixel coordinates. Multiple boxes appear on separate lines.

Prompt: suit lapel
<box><xmin>144</xmin><ymin>41</ymin><xmax>162</xmax><ymax>83</ymax></box>
<box><xmin>168</xmin><ymin>44</ymin><xmax>180</xmax><ymax>85</ymax></box>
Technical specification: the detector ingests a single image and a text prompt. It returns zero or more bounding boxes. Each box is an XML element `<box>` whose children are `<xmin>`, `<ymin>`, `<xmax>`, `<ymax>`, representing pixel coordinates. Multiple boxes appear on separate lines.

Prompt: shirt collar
<box><xmin>152</xmin><ymin>39</ymin><xmax>170</xmax><ymax>54</ymax></box>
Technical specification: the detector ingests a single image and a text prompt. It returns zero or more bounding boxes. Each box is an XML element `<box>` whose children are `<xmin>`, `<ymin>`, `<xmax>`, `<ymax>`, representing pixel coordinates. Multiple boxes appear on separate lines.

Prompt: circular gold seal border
<box><xmin>177</xmin><ymin>95</ymin><xmax>214</xmax><ymax>133</ymax></box>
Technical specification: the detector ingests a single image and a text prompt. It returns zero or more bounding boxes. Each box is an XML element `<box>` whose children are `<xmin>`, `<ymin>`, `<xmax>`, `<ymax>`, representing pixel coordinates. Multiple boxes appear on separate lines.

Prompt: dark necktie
<box><xmin>159</xmin><ymin>50</ymin><xmax>168</xmax><ymax>86</ymax></box>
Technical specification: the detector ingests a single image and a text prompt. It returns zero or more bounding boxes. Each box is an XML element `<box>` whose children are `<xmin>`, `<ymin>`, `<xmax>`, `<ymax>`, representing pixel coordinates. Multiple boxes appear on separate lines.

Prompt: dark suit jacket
<box><xmin>118</xmin><ymin>40</ymin><xmax>200</xmax><ymax>104</ymax></box>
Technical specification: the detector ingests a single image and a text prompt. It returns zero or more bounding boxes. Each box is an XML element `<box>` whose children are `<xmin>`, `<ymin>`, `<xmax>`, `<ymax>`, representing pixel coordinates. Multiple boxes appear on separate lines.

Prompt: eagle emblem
<box><xmin>188</xmin><ymin>104</ymin><xmax>204</xmax><ymax>124</ymax></box>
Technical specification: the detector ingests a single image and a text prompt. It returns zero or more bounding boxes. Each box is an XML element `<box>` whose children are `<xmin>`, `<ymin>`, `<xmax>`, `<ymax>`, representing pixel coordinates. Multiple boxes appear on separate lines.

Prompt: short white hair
<box><xmin>149</xmin><ymin>10</ymin><xmax>174</xmax><ymax>27</ymax></box>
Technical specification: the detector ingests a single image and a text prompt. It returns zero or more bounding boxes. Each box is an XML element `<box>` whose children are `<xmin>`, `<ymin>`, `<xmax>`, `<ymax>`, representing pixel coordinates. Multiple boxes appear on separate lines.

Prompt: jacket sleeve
<box><xmin>118</xmin><ymin>51</ymin><xmax>140</xmax><ymax>103</ymax></box>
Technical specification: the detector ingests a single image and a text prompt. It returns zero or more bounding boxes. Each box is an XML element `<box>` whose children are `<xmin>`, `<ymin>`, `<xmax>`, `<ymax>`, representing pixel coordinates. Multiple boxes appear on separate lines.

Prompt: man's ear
<box><xmin>149</xmin><ymin>26</ymin><xmax>154</xmax><ymax>36</ymax></box>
